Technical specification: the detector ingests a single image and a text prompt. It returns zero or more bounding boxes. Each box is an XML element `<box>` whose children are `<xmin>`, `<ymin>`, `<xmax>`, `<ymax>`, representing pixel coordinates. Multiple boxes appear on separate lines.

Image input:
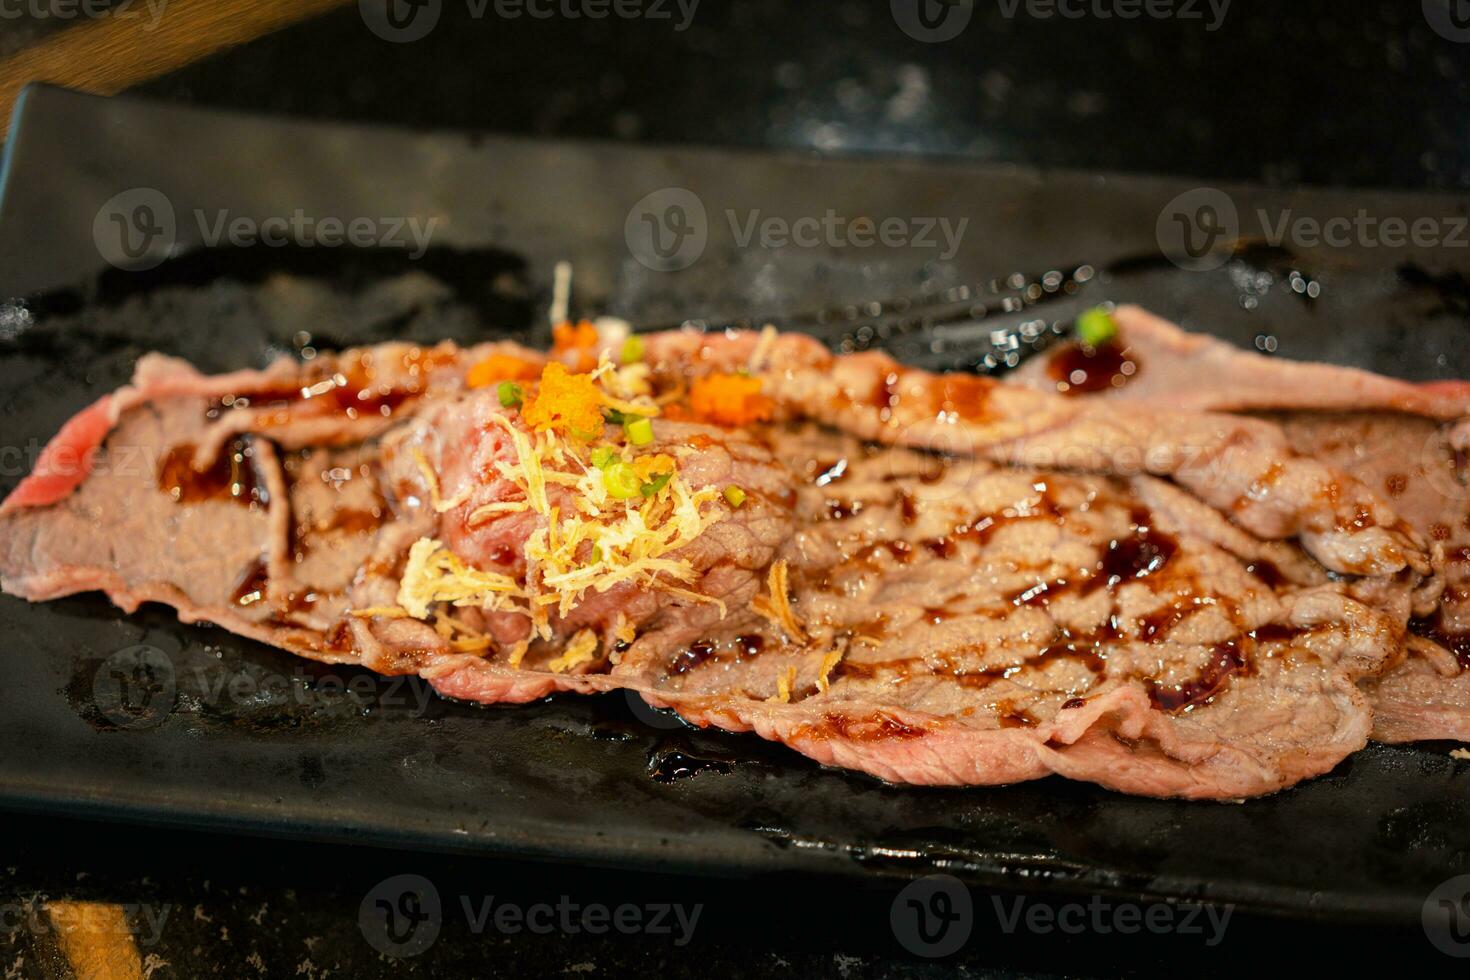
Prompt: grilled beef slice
<box><xmin>1011</xmin><ymin>305</ymin><xmax>1470</xmax><ymax>743</ymax></box>
<box><xmin>0</xmin><ymin>319</ymin><xmax>1440</xmax><ymax>798</ymax></box>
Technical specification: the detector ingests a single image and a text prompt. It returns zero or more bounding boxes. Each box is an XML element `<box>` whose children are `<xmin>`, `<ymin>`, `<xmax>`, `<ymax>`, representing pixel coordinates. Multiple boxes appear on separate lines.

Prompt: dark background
<box><xmin>2</xmin><ymin>1</ymin><xmax>1468</xmax><ymax>976</ymax></box>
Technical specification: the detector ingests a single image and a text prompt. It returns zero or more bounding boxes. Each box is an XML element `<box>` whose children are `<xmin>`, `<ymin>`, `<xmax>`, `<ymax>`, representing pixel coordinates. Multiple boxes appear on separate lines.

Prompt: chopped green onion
<box><xmin>603</xmin><ymin>407</ymin><xmax>628</xmax><ymax>426</ymax></box>
<box><xmin>620</xmin><ymin>335</ymin><xmax>645</xmax><ymax>364</ymax></box>
<box><xmin>590</xmin><ymin>545</ymin><xmax>603</xmax><ymax>563</ymax></box>
<box><xmin>723</xmin><ymin>485</ymin><xmax>747</xmax><ymax>508</ymax></box>
<box><xmin>602</xmin><ymin>462</ymin><xmax>642</xmax><ymax>499</ymax></box>
<box><xmin>624</xmin><ymin>416</ymin><xmax>654</xmax><ymax>446</ymax></box>
<box><xmin>640</xmin><ymin>473</ymin><xmax>672</xmax><ymax>497</ymax></box>
<box><xmin>1076</xmin><ymin>306</ymin><xmax>1118</xmax><ymax>347</ymax></box>
<box><xmin>590</xmin><ymin>447</ymin><xmax>617</xmax><ymax>470</ymax></box>
<box><xmin>497</xmin><ymin>381</ymin><xmax>523</xmax><ymax>408</ymax></box>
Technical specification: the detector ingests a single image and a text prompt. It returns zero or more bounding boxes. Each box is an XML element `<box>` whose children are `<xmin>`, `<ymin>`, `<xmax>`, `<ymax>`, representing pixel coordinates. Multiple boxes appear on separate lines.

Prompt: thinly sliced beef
<box><xmin>1011</xmin><ymin>304</ymin><xmax>1470</xmax><ymax>418</ymax></box>
<box><xmin>0</xmin><ymin>318</ymin><xmax>1442</xmax><ymax>798</ymax></box>
<box><xmin>1007</xmin><ymin>305</ymin><xmax>1470</xmax><ymax>743</ymax></box>
<box><xmin>430</xmin><ymin>425</ymin><xmax>1402</xmax><ymax>798</ymax></box>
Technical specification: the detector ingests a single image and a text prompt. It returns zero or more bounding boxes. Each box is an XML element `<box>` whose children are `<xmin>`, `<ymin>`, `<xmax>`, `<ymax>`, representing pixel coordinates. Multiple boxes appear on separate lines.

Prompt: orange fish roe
<box><xmin>688</xmin><ymin>373</ymin><xmax>774</xmax><ymax>427</ymax></box>
<box><xmin>521</xmin><ymin>363</ymin><xmax>606</xmax><ymax>437</ymax></box>
<box><xmin>552</xmin><ymin>319</ymin><xmax>600</xmax><ymax>371</ymax></box>
<box><xmin>633</xmin><ymin>454</ymin><xmax>676</xmax><ymax>481</ymax></box>
<box><xmin>465</xmin><ymin>353</ymin><xmax>541</xmax><ymax>389</ymax></box>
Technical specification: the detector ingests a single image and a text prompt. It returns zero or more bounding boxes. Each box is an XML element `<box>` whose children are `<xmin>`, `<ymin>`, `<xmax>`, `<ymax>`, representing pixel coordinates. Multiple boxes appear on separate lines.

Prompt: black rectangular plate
<box><xmin>1</xmin><ymin>85</ymin><xmax>1467</xmax><ymax>923</ymax></box>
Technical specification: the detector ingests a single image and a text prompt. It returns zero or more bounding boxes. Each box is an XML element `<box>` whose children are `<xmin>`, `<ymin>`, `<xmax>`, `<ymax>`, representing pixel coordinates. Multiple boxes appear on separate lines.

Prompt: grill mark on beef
<box><xmin>792</xmin><ymin>710</ymin><xmax>927</xmax><ymax>742</ymax></box>
<box><xmin>1003</xmin><ymin>511</ymin><xmax>1178</xmax><ymax>608</ymax></box>
<box><xmin>157</xmin><ymin>439</ymin><xmax>267</xmax><ymax>507</ymax></box>
<box><xmin>5</xmin><ymin>322</ymin><xmax>1436</xmax><ymax>797</ymax></box>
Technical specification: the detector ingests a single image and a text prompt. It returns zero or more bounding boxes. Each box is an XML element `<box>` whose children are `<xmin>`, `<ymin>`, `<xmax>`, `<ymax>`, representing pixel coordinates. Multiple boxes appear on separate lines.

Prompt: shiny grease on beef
<box><xmin>0</xmin><ymin>315</ymin><xmax>1453</xmax><ymax>798</ymax></box>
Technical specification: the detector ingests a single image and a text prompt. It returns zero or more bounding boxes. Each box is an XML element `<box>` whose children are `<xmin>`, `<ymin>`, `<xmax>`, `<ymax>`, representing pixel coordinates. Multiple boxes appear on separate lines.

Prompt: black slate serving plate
<box><xmin>0</xmin><ymin>85</ymin><xmax>1467</xmax><ymax>924</ymax></box>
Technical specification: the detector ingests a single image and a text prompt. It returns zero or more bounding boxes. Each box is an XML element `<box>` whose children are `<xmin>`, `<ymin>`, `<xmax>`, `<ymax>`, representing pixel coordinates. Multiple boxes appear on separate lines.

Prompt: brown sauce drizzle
<box><xmin>1245</xmin><ymin>558</ymin><xmax>1288</xmax><ymax>588</ymax></box>
<box><xmin>997</xmin><ymin>703</ymin><xmax>1038</xmax><ymax>728</ymax></box>
<box><xmin>206</xmin><ymin>346</ymin><xmax>454</xmax><ymax>423</ymax></box>
<box><xmin>1147</xmin><ymin>640</ymin><xmax>1252</xmax><ymax>712</ymax></box>
<box><xmin>864</xmin><ymin>367</ymin><xmax>994</xmax><ymax>423</ymax></box>
<box><xmin>231</xmin><ymin>558</ymin><xmax>269</xmax><ymax>607</ymax></box>
<box><xmin>1409</xmin><ymin>617</ymin><xmax>1470</xmax><ymax>670</ymax></box>
<box><xmin>935</xmin><ymin>374</ymin><xmax>995</xmax><ymax>420</ymax></box>
<box><xmin>669</xmin><ymin>640</ymin><xmax>716</xmax><ymax>675</ymax></box>
<box><xmin>1003</xmin><ymin>512</ymin><xmax>1178</xmax><ymax>607</ymax></box>
<box><xmin>667</xmin><ymin>634</ymin><xmax>767</xmax><ymax>676</ymax></box>
<box><xmin>1047</xmin><ymin>340</ymin><xmax>1138</xmax><ymax>395</ymax></box>
<box><xmin>326</xmin><ymin>619</ymin><xmax>356</xmax><ymax>652</ymax></box>
<box><xmin>158</xmin><ymin>439</ymin><xmax>267</xmax><ymax>507</ymax></box>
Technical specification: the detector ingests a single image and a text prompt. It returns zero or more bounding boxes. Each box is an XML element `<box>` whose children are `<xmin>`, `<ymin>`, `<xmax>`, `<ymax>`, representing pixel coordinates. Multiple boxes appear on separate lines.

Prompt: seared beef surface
<box><xmin>1013</xmin><ymin>306</ymin><xmax>1470</xmax><ymax>744</ymax></box>
<box><xmin>1</xmin><ymin>310</ymin><xmax>1462</xmax><ymax>798</ymax></box>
